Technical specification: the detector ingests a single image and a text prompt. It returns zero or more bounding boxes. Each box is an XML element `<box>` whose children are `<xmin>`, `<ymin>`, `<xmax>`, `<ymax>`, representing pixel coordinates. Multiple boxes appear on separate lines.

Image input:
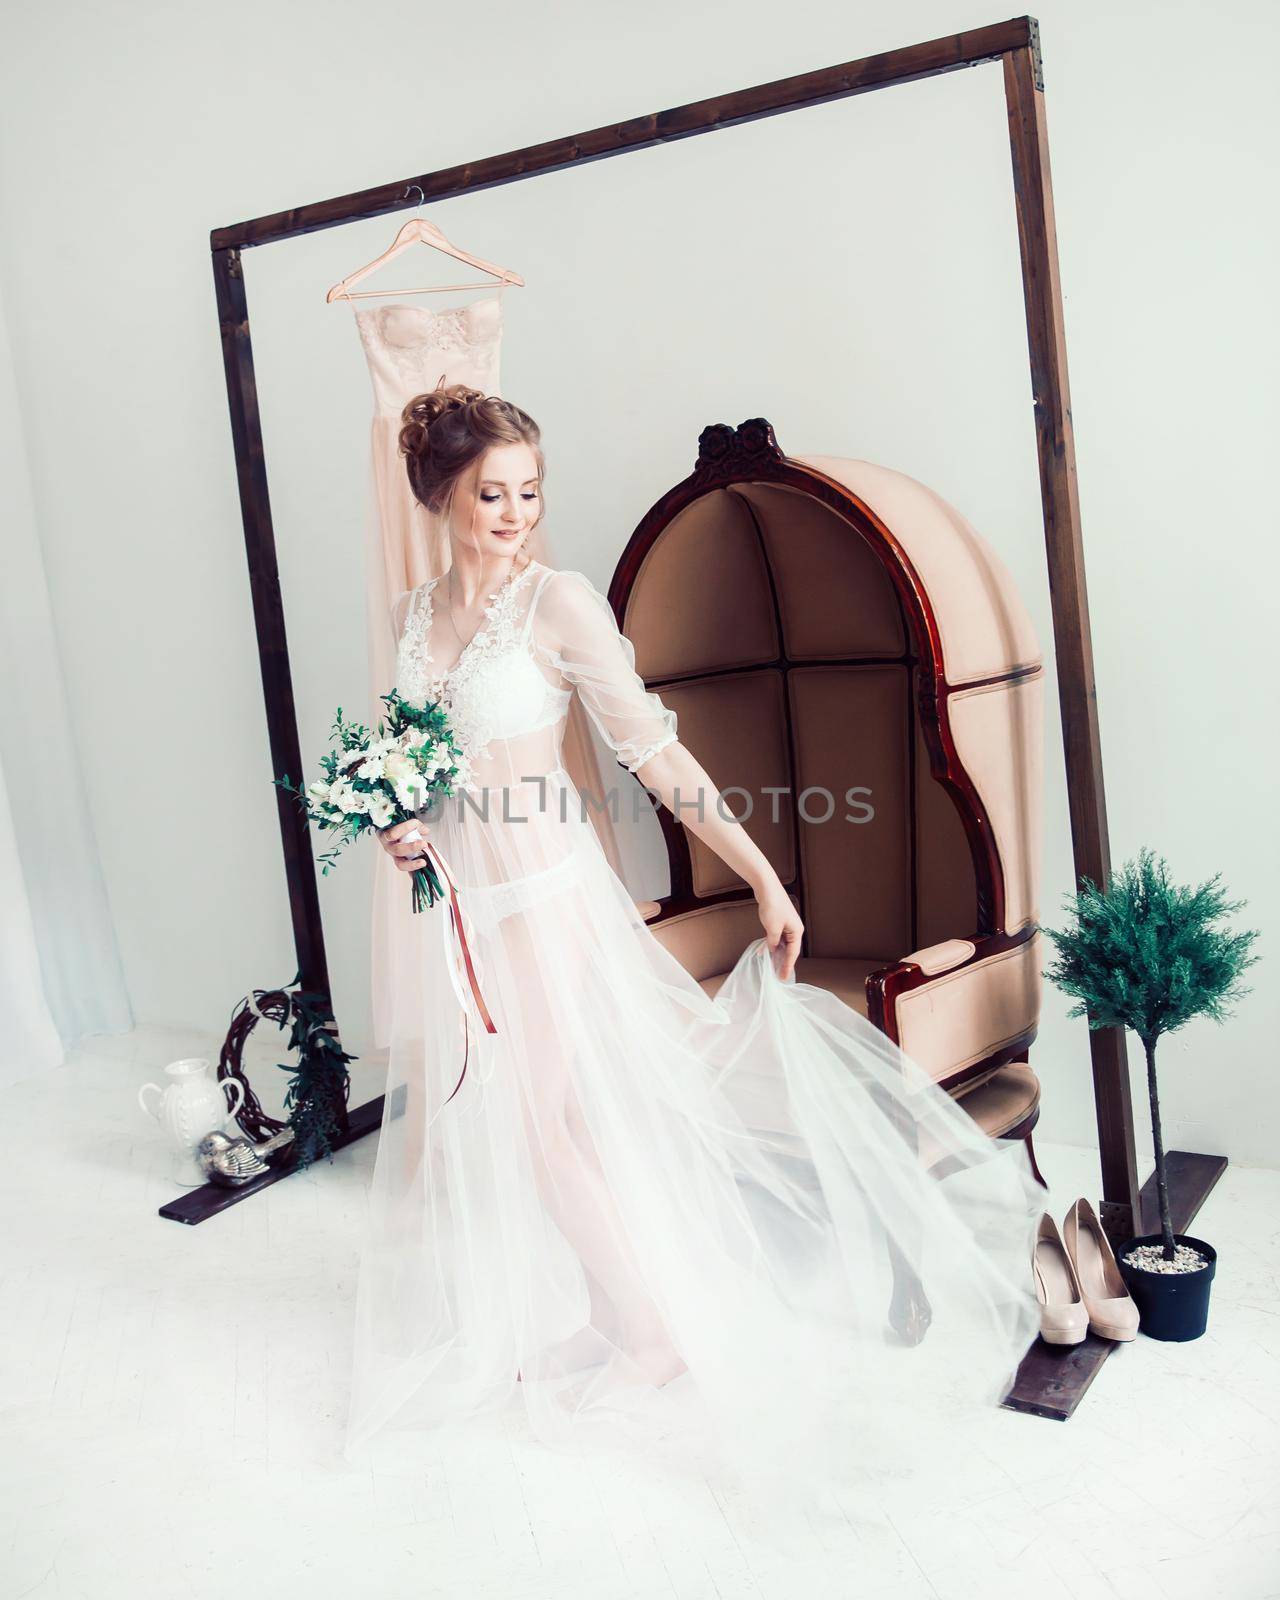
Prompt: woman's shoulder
<box><xmin>398</xmin><ymin>574</ymin><xmax>442</xmax><ymax>606</ymax></box>
<box><xmin>390</xmin><ymin>584</ymin><xmax>419</xmax><ymax>625</ymax></box>
<box><xmin>526</xmin><ymin>565</ymin><xmax>607</xmax><ymax>616</ymax></box>
<box><xmin>530</xmin><ymin>564</ymin><xmax>602</xmax><ymax>596</ymax></box>
<box><xmin>523</xmin><ymin>557</ymin><xmax>581</xmax><ymax>580</ymax></box>
<box><xmin>392</xmin><ymin>573</ymin><xmax>444</xmax><ymax>632</ymax></box>
<box><xmin>526</xmin><ymin>567</ymin><xmax>620</xmax><ymax>653</ymax></box>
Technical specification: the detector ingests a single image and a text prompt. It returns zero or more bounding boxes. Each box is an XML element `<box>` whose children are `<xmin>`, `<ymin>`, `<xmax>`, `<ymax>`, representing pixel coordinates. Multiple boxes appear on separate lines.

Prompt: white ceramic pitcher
<box><xmin>139</xmin><ymin>1057</ymin><xmax>245</xmax><ymax>1182</ymax></box>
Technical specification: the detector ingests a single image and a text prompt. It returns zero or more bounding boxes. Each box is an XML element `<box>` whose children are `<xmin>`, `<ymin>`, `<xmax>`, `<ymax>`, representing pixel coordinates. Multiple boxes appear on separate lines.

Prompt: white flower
<box><xmin>354</xmin><ymin>741</ymin><xmax>393</xmax><ymax>782</ymax></box>
<box><xmin>329</xmin><ymin>779</ymin><xmax>370</xmax><ymax>816</ymax></box>
<box><xmin>306</xmin><ymin>778</ymin><xmax>331</xmax><ymax>805</ymax></box>
<box><xmin>383</xmin><ymin>750</ymin><xmax>414</xmax><ymax>787</ymax></box>
<box><xmin>366</xmin><ymin>792</ymin><xmax>396</xmax><ymax>829</ymax></box>
<box><xmin>382</xmin><ymin>751</ymin><xmax>427</xmax><ymax>811</ymax></box>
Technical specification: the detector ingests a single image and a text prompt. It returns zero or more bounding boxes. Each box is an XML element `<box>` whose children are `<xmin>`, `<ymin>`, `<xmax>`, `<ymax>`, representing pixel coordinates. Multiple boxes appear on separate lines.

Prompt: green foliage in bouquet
<box><xmin>274</xmin><ymin>691</ymin><xmax>468</xmax><ymax>912</ymax></box>
<box><xmin>1039</xmin><ymin>847</ymin><xmax>1260</xmax><ymax>1257</ymax></box>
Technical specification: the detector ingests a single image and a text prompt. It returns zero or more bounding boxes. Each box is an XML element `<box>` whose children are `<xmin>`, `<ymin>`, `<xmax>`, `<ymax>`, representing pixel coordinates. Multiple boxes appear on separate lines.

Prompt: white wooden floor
<box><xmin>3</xmin><ymin>1026</ymin><xmax>1278</xmax><ymax>1600</ymax></box>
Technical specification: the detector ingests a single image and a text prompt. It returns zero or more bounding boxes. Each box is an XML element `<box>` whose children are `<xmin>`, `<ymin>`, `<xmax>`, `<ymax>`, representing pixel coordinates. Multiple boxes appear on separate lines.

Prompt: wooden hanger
<box><xmin>326</xmin><ymin>186</ymin><xmax>525</xmax><ymax>304</ymax></box>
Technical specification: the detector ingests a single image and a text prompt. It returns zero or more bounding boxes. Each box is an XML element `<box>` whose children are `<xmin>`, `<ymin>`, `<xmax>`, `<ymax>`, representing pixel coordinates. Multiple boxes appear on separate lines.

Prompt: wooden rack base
<box><xmin>157</xmin><ymin>1094</ymin><xmax>385</xmax><ymax>1225</ymax></box>
<box><xmin>1002</xmin><ymin>1150</ymin><xmax>1228</xmax><ymax>1420</ymax></box>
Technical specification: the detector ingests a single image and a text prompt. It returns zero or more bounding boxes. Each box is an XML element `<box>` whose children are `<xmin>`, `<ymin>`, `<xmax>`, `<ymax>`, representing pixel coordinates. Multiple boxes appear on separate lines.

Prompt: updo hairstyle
<box><xmin>398</xmin><ymin>381</ymin><xmax>546</xmax><ymax>546</ymax></box>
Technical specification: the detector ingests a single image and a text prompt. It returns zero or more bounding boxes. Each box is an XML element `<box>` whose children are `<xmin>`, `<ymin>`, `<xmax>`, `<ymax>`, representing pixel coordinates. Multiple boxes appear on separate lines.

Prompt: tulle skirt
<box><xmin>344</xmin><ymin>766</ymin><xmax>1044</xmax><ymax>1499</ymax></box>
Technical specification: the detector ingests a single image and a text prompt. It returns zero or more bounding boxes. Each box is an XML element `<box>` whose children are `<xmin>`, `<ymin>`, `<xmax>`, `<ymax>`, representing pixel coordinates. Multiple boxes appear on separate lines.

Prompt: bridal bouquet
<box><xmin>274</xmin><ymin>691</ymin><xmax>470</xmax><ymax>913</ymax></box>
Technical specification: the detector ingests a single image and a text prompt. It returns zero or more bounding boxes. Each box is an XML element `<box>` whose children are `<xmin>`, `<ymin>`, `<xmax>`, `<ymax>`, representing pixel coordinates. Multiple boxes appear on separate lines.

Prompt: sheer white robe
<box><xmin>344</xmin><ymin>557</ymin><xmax>1045</xmax><ymax>1498</ymax></box>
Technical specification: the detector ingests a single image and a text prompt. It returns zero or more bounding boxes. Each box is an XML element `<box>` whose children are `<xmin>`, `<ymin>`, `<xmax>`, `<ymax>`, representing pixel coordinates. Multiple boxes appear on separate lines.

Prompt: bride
<box><xmin>344</xmin><ymin>383</ymin><xmax>1045</xmax><ymax>1493</ymax></box>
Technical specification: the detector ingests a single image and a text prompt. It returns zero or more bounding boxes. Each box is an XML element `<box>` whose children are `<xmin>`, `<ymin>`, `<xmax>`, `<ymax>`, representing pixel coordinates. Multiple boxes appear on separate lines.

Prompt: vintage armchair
<box><xmin>612</xmin><ymin>419</ymin><xmax>1048</xmax><ymax>1190</ymax></box>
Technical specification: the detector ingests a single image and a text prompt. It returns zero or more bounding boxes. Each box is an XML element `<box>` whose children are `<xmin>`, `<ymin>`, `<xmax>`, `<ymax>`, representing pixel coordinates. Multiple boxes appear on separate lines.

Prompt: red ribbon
<box><xmin>421</xmin><ymin>840</ymin><xmax>498</xmax><ymax>1117</ymax></box>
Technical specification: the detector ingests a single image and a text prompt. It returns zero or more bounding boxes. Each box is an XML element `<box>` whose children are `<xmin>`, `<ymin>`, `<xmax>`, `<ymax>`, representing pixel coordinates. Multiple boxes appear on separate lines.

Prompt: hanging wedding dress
<box><xmin>343</xmin><ymin>553</ymin><xmax>1046</xmax><ymax>1498</ymax></box>
<box><xmin>350</xmin><ymin>291</ymin><xmax>626</xmax><ymax>1049</ymax></box>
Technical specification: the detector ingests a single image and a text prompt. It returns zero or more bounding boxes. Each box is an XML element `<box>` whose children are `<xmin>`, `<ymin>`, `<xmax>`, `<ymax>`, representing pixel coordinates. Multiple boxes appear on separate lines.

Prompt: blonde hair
<box><xmin>398</xmin><ymin>381</ymin><xmax>546</xmax><ymax>556</ymax></box>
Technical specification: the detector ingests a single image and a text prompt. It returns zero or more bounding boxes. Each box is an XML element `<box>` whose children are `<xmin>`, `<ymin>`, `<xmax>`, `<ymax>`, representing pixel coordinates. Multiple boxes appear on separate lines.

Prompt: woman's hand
<box><xmin>378</xmin><ymin>817</ymin><xmax>430</xmax><ymax>873</ymax></box>
<box><xmin>755</xmin><ymin>879</ymin><xmax>803</xmax><ymax>981</ymax></box>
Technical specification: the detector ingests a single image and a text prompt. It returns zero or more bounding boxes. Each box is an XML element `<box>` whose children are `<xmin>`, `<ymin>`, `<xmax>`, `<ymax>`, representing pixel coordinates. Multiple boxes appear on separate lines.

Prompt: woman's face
<box><xmin>451</xmin><ymin>441</ymin><xmax>541</xmax><ymax>559</ymax></box>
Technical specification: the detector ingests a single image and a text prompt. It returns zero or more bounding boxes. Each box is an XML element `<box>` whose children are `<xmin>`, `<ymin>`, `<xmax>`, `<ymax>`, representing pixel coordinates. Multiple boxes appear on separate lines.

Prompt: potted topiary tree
<box><xmin>1039</xmin><ymin>847</ymin><xmax>1260</xmax><ymax>1341</ymax></box>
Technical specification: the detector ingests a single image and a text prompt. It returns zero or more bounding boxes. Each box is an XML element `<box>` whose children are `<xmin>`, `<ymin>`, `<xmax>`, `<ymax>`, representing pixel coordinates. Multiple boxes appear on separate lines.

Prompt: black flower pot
<box><xmin>1115</xmin><ymin>1232</ymin><xmax>1217</xmax><ymax>1341</ymax></box>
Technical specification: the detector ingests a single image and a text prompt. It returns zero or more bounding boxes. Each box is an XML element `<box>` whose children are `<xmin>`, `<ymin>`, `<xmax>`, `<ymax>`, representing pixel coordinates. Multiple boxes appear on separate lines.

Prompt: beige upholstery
<box><xmin>946</xmin><ymin>674</ymin><xmax>1044</xmax><ymax>935</ymax></box>
<box><xmin>958</xmin><ymin>1062</ymin><xmax>1040</xmax><ymax>1135</ymax></box>
<box><xmin>917</xmin><ymin>1064</ymin><xmax>1042</xmax><ymax>1173</ymax></box>
<box><xmin>702</xmin><ymin>956</ymin><xmax>885</xmax><ymax>1015</ymax></box>
<box><xmin>793</xmin><ymin>458</ymin><xmax>1042</xmax><ymax>682</ymax></box>
<box><xmin>616</xmin><ymin>437</ymin><xmax>1046</xmax><ymax>1152</ymax></box>
<box><xmin>894</xmin><ymin>932</ymin><xmax>1044</xmax><ymax>1083</ymax></box>
<box><xmin>640</xmin><ymin>898</ymin><xmax>775</xmax><ymax>984</ymax></box>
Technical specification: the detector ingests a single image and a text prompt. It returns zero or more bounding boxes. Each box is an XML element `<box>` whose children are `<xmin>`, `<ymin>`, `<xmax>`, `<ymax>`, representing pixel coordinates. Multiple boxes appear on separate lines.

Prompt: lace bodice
<box><xmin>392</xmin><ymin>560</ymin><xmax>679</xmax><ymax>796</ymax></box>
<box><xmin>396</xmin><ymin>562</ymin><xmax>569</xmax><ymax>791</ymax></box>
<box><xmin>354</xmin><ymin>296</ymin><xmax>503</xmax><ymax>417</ymax></box>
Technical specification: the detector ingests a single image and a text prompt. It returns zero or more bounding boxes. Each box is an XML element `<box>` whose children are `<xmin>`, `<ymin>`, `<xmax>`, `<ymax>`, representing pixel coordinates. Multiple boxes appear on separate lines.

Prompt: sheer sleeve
<box><xmin>390</xmin><ymin>586</ymin><xmax>414</xmax><ymax>642</ymax></box>
<box><xmin>530</xmin><ymin>569</ymin><xmax>679</xmax><ymax>774</ymax></box>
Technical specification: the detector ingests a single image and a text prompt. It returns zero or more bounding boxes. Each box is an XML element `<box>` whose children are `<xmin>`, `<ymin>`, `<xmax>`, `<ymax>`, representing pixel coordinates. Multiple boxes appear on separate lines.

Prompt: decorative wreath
<box><xmin>216</xmin><ymin>970</ymin><xmax>355</xmax><ymax>1170</ymax></box>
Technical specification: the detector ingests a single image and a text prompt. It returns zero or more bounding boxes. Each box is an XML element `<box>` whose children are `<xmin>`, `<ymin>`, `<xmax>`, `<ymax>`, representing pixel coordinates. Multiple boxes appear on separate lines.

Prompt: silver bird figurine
<box><xmin>195</xmin><ymin>1126</ymin><xmax>296</xmax><ymax>1186</ymax></box>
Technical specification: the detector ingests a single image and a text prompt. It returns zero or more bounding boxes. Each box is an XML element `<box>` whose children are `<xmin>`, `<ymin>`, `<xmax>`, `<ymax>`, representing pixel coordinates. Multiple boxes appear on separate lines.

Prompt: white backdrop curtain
<box><xmin>0</xmin><ymin>271</ymin><xmax>132</xmax><ymax>1085</ymax></box>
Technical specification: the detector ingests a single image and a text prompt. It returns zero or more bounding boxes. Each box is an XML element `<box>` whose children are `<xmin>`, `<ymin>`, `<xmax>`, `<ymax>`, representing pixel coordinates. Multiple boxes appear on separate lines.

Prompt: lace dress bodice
<box><xmin>393</xmin><ymin>559</ymin><xmax>679</xmax><ymax>798</ymax></box>
<box><xmin>354</xmin><ymin>296</ymin><xmax>503</xmax><ymax>418</ymax></box>
<box><xmin>395</xmin><ymin>562</ymin><xmax>570</xmax><ymax>793</ymax></box>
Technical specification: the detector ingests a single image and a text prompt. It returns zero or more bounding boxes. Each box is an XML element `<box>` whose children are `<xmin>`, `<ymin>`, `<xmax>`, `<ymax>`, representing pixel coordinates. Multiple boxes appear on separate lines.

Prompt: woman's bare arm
<box><xmin>631</xmin><ymin>740</ymin><xmax>803</xmax><ymax>980</ymax></box>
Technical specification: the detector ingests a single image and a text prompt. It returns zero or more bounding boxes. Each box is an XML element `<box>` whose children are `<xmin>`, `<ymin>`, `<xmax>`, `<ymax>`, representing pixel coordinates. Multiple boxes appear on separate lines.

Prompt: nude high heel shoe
<box><xmin>1033</xmin><ymin>1211</ymin><xmax>1089</xmax><ymax>1345</ymax></box>
<box><xmin>1063</xmin><ymin>1197</ymin><xmax>1140</xmax><ymax>1342</ymax></box>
